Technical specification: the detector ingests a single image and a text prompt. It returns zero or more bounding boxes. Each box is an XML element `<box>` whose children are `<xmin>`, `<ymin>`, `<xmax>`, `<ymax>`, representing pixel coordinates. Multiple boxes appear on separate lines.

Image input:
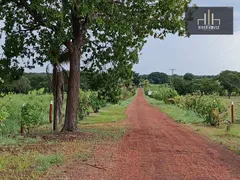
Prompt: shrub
<box><xmin>146</xmin><ymin>84</ymin><xmax>228</xmax><ymax>126</ymax></box>
<box><xmin>145</xmin><ymin>84</ymin><xmax>179</xmax><ymax>103</ymax></box>
<box><xmin>21</xmin><ymin>102</ymin><xmax>45</xmax><ymax>133</ymax></box>
<box><xmin>89</xmin><ymin>91</ymin><xmax>101</xmax><ymax>113</ymax></box>
<box><xmin>78</xmin><ymin>89</ymin><xmax>91</xmax><ymax>120</ymax></box>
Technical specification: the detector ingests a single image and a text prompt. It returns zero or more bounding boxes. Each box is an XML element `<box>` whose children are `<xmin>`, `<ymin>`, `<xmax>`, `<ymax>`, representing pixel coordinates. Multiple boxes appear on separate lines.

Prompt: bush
<box><xmin>89</xmin><ymin>91</ymin><xmax>102</xmax><ymax>113</ymax></box>
<box><xmin>21</xmin><ymin>102</ymin><xmax>45</xmax><ymax>133</ymax></box>
<box><xmin>0</xmin><ymin>106</ymin><xmax>9</xmax><ymax>132</ymax></box>
<box><xmin>78</xmin><ymin>89</ymin><xmax>91</xmax><ymax>120</ymax></box>
<box><xmin>78</xmin><ymin>89</ymin><xmax>107</xmax><ymax>120</ymax></box>
<box><xmin>145</xmin><ymin>84</ymin><xmax>179</xmax><ymax>103</ymax></box>
<box><xmin>146</xmin><ymin>85</ymin><xmax>228</xmax><ymax>126</ymax></box>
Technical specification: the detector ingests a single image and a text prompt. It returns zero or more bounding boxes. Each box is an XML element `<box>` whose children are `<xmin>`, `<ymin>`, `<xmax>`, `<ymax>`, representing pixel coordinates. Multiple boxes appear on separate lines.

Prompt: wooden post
<box><xmin>231</xmin><ymin>101</ymin><xmax>234</xmax><ymax>124</ymax></box>
<box><xmin>49</xmin><ymin>101</ymin><xmax>53</xmax><ymax>124</ymax></box>
<box><xmin>20</xmin><ymin>122</ymin><xmax>24</xmax><ymax>135</ymax></box>
<box><xmin>21</xmin><ymin>103</ymin><xmax>25</xmax><ymax>135</ymax></box>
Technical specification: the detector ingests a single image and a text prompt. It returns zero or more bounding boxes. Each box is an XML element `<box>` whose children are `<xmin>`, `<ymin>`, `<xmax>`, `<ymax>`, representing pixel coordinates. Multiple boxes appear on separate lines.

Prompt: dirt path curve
<box><xmin>105</xmin><ymin>89</ymin><xmax>240</xmax><ymax>180</ymax></box>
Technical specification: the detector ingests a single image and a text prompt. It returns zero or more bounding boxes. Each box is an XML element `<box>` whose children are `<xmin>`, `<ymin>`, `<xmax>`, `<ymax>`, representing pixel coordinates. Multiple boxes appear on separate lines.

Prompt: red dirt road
<box><xmin>106</xmin><ymin>89</ymin><xmax>240</xmax><ymax>180</ymax></box>
<box><xmin>52</xmin><ymin>89</ymin><xmax>240</xmax><ymax>179</ymax></box>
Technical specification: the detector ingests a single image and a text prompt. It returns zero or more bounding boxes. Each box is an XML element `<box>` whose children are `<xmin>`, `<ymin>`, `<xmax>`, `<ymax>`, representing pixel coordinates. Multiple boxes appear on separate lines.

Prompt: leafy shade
<box><xmin>0</xmin><ymin>0</ymin><xmax>191</xmax><ymax>131</ymax></box>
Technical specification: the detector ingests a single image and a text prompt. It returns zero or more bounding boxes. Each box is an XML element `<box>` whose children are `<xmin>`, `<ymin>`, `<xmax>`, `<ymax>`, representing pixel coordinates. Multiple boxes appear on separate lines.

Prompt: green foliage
<box><xmin>0</xmin><ymin>94</ymin><xmax>52</xmax><ymax>135</ymax></box>
<box><xmin>25</xmin><ymin>73</ymin><xmax>50</xmax><ymax>92</ymax></box>
<box><xmin>172</xmin><ymin>76</ymin><xmax>224</xmax><ymax>95</ymax></box>
<box><xmin>140</xmin><ymin>79</ymin><xmax>150</xmax><ymax>88</ymax></box>
<box><xmin>0</xmin><ymin>76</ymin><xmax>32</xmax><ymax>94</ymax></box>
<box><xmin>21</xmin><ymin>102</ymin><xmax>45</xmax><ymax>133</ymax></box>
<box><xmin>78</xmin><ymin>89</ymin><xmax>107</xmax><ymax>120</ymax></box>
<box><xmin>121</xmin><ymin>84</ymin><xmax>136</xmax><ymax>100</ymax></box>
<box><xmin>133</xmin><ymin>72</ymin><xmax>140</xmax><ymax>86</ymax></box>
<box><xmin>89</xmin><ymin>91</ymin><xmax>101</xmax><ymax>113</ymax></box>
<box><xmin>190</xmin><ymin>79</ymin><xmax>223</xmax><ymax>95</ymax></box>
<box><xmin>146</xmin><ymin>85</ymin><xmax>228</xmax><ymax>126</ymax></box>
<box><xmin>183</xmin><ymin>73</ymin><xmax>195</xmax><ymax>81</ymax></box>
<box><xmin>218</xmin><ymin>70</ymin><xmax>240</xmax><ymax>96</ymax></box>
<box><xmin>78</xmin><ymin>86</ymin><xmax>135</xmax><ymax>120</ymax></box>
<box><xmin>78</xmin><ymin>89</ymin><xmax>91</xmax><ymax>120</ymax></box>
<box><xmin>0</xmin><ymin>106</ymin><xmax>9</xmax><ymax>131</ymax></box>
<box><xmin>1</xmin><ymin>0</ymin><xmax>191</xmax><ymax>131</ymax></box>
<box><xmin>145</xmin><ymin>84</ymin><xmax>178</xmax><ymax>103</ymax></box>
<box><xmin>148</xmin><ymin>72</ymin><xmax>169</xmax><ymax>84</ymax></box>
<box><xmin>178</xmin><ymin>94</ymin><xmax>227</xmax><ymax>126</ymax></box>
<box><xmin>146</xmin><ymin>96</ymin><xmax>204</xmax><ymax>124</ymax></box>
<box><xmin>172</xmin><ymin>77</ymin><xmax>188</xmax><ymax>95</ymax></box>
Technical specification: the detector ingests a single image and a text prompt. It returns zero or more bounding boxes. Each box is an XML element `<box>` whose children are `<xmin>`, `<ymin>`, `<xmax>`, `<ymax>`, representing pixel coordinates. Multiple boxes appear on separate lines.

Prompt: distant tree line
<box><xmin>132</xmin><ymin>70</ymin><xmax>240</xmax><ymax>97</ymax></box>
<box><xmin>0</xmin><ymin>69</ymin><xmax>136</xmax><ymax>104</ymax></box>
<box><xmin>0</xmin><ymin>73</ymin><xmax>50</xmax><ymax>94</ymax></box>
<box><xmin>2</xmin><ymin>70</ymin><xmax>240</xmax><ymax>98</ymax></box>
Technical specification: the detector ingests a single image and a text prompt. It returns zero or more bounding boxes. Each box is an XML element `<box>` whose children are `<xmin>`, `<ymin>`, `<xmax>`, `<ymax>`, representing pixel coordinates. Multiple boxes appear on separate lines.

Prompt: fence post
<box><xmin>231</xmin><ymin>101</ymin><xmax>234</xmax><ymax>124</ymax></box>
<box><xmin>49</xmin><ymin>101</ymin><xmax>53</xmax><ymax>124</ymax></box>
<box><xmin>21</xmin><ymin>103</ymin><xmax>25</xmax><ymax>135</ymax></box>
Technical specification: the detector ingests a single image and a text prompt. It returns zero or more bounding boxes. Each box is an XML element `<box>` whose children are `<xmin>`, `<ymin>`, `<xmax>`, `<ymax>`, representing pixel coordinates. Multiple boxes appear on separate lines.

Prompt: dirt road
<box><xmin>106</xmin><ymin>89</ymin><xmax>240</xmax><ymax>180</ymax></box>
<box><xmin>54</xmin><ymin>89</ymin><xmax>240</xmax><ymax>179</ymax></box>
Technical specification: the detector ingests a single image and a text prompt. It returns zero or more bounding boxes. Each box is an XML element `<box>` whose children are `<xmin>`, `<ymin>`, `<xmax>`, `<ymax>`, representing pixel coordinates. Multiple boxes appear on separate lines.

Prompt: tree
<box><xmin>25</xmin><ymin>73</ymin><xmax>50</xmax><ymax>92</ymax></box>
<box><xmin>14</xmin><ymin>76</ymin><xmax>32</xmax><ymax>93</ymax></box>
<box><xmin>172</xmin><ymin>77</ymin><xmax>188</xmax><ymax>95</ymax></box>
<box><xmin>218</xmin><ymin>71</ymin><xmax>240</xmax><ymax>98</ymax></box>
<box><xmin>46</xmin><ymin>50</ymin><xmax>69</xmax><ymax>131</ymax></box>
<box><xmin>0</xmin><ymin>0</ymin><xmax>191</xmax><ymax>131</ymax></box>
<box><xmin>133</xmin><ymin>72</ymin><xmax>140</xmax><ymax>86</ymax></box>
<box><xmin>139</xmin><ymin>74</ymin><xmax>149</xmax><ymax>81</ymax></box>
<box><xmin>87</xmin><ymin>60</ymin><xmax>134</xmax><ymax>103</ymax></box>
<box><xmin>183</xmin><ymin>73</ymin><xmax>195</xmax><ymax>81</ymax></box>
<box><xmin>148</xmin><ymin>72</ymin><xmax>169</xmax><ymax>84</ymax></box>
<box><xmin>191</xmin><ymin>79</ymin><xmax>223</xmax><ymax>95</ymax></box>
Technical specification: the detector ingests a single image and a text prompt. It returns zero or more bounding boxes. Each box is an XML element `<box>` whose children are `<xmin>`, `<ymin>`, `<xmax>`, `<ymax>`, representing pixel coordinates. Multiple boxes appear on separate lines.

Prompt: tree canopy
<box><xmin>0</xmin><ymin>0</ymin><xmax>191</xmax><ymax>131</ymax></box>
<box><xmin>218</xmin><ymin>70</ymin><xmax>240</xmax><ymax>96</ymax></box>
<box><xmin>148</xmin><ymin>72</ymin><xmax>169</xmax><ymax>84</ymax></box>
<box><xmin>183</xmin><ymin>73</ymin><xmax>195</xmax><ymax>81</ymax></box>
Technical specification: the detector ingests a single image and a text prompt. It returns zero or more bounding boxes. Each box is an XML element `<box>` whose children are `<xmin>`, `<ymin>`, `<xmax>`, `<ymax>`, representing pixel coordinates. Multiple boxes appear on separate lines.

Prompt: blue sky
<box><xmin>1</xmin><ymin>0</ymin><xmax>240</xmax><ymax>76</ymax></box>
<box><xmin>134</xmin><ymin>0</ymin><xmax>240</xmax><ymax>75</ymax></box>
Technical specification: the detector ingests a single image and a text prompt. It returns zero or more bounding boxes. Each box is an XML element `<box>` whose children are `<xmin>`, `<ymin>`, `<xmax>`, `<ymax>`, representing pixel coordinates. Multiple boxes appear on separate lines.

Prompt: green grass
<box><xmin>34</xmin><ymin>153</ymin><xmax>64</xmax><ymax>172</ymax></box>
<box><xmin>145</xmin><ymin>96</ymin><xmax>204</xmax><ymax>124</ymax></box>
<box><xmin>0</xmin><ymin>152</ymin><xmax>63</xmax><ymax>179</ymax></box>
<box><xmin>189</xmin><ymin>124</ymin><xmax>240</xmax><ymax>153</ymax></box>
<box><xmin>79</xmin><ymin>95</ymin><xmax>135</xmax><ymax>141</ymax></box>
<box><xmin>80</xmin><ymin>96</ymin><xmax>135</xmax><ymax>125</ymax></box>
<box><xmin>0</xmin><ymin>136</ymin><xmax>40</xmax><ymax>146</ymax></box>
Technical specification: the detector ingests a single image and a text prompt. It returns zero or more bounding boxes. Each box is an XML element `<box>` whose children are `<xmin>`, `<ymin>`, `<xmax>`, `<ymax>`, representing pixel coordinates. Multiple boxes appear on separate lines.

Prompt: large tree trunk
<box><xmin>53</xmin><ymin>65</ymin><xmax>64</xmax><ymax>131</ymax></box>
<box><xmin>61</xmin><ymin>48</ymin><xmax>80</xmax><ymax>132</ymax></box>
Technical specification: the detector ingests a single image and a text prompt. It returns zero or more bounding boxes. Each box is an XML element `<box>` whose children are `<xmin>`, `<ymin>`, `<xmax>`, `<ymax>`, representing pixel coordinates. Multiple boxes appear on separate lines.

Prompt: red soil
<box><xmin>51</xmin><ymin>89</ymin><xmax>240</xmax><ymax>179</ymax></box>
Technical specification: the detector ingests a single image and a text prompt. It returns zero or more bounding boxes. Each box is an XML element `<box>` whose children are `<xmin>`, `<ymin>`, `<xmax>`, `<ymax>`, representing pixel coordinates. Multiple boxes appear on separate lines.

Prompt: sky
<box><xmin>134</xmin><ymin>0</ymin><xmax>240</xmax><ymax>75</ymax></box>
<box><xmin>1</xmin><ymin>0</ymin><xmax>240</xmax><ymax>76</ymax></box>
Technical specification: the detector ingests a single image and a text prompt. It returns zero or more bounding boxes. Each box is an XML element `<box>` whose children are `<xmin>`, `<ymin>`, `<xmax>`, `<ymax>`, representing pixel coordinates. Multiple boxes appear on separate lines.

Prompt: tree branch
<box><xmin>15</xmin><ymin>0</ymin><xmax>57</xmax><ymax>31</ymax></box>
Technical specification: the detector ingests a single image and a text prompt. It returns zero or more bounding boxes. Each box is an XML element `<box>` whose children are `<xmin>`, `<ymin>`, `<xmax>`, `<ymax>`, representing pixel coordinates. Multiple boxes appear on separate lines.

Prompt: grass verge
<box><xmin>145</xmin><ymin>96</ymin><xmax>204</xmax><ymax>124</ymax></box>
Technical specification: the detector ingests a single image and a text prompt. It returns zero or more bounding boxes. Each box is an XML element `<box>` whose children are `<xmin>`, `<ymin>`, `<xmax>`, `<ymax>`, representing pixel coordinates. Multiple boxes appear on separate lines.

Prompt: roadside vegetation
<box><xmin>0</xmin><ymin>95</ymin><xmax>134</xmax><ymax>179</ymax></box>
<box><xmin>144</xmin><ymin>83</ymin><xmax>240</xmax><ymax>154</ymax></box>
